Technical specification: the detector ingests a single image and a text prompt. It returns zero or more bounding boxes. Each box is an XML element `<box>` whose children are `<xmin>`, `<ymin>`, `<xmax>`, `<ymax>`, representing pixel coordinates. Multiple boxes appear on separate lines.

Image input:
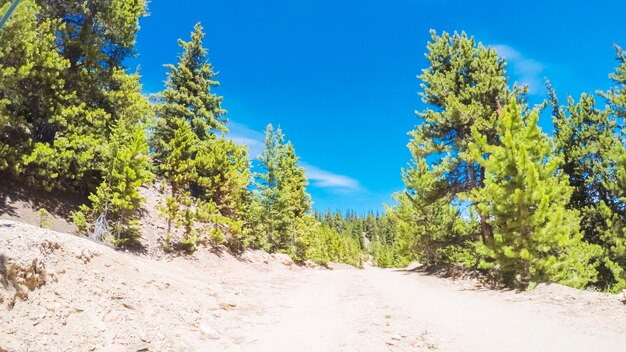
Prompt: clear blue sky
<box><xmin>129</xmin><ymin>0</ymin><xmax>626</xmax><ymax>214</ymax></box>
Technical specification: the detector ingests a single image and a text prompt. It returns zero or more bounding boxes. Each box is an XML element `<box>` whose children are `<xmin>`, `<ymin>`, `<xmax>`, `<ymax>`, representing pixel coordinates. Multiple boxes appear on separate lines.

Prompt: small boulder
<box><xmin>271</xmin><ymin>253</ymin><xmax>294</xmax><ymax>267</ymax></box>
<box><xmin>241</xmin><ymin>250</ymin><xmax>270</xmax><ymax>265</ymax></box>
<box><xmin>303</xmin><ymin>260</ymin><xmax>318</xmax><ymax>269</ymax></box>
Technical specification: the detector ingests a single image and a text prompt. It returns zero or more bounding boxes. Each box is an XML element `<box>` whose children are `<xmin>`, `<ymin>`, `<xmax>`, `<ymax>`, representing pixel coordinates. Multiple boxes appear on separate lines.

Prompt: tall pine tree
<box><xmin>0</xmin><ymin>0</ymin><xmax>67</xmax><ymax>173</ymax></box>
<box><xmin>390</xmin><ymin>159</ymin><xmax>473</xmax><ymax>266</ymax></box>
<box><xmin>73</xmin><ymin>115</ymin><xmax>153</xmax><ymax>247</ymax></box>
<box><xmin>550</xmin><ymin>87</ymin><xmax>626</xmax><ymax>290</ymax></box>
<box><xmin>602</xmin><ymin>45</ymin><xmax>626</xmax><ymax>120</ymax></box>
<box><xmin>413</xmin><ymin>30</ymin><xmax>518</xmax><ymax>245</ymax></box>
<box><xmin>151</xmin><ymin>23</ymin><xmax>251</xmax><ymax>250</ymax></box>
<box><xmin>594</xmin><ymin>45</ymin><xmax>626</xmax><ymax>291</ymax></box>
<box><xmin>159</xmin><ymin>120</ymin><xmax>197</xmax><ymax>249</ymax></box>
<box><xmin>19</xmin><ymin>0</ymin><xmax>149</xmax><ymax>193</ymax></box>
<box><xmin>151</xmin><ymin>23</ymin><xmax>226</xmax><ymax>163</ymax></box>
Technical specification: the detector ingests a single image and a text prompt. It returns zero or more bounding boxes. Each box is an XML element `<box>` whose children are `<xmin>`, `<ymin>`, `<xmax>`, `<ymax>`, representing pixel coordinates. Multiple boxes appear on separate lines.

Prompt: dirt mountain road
<box><xmin>2</xmin><ymin>221</ymin><xmax>626</xmax><ymax>352</ymax></box>
<box><xmin>233</xmin><ymin>265</ymin><xmax>626</xmax><ymax>352</ymax></box>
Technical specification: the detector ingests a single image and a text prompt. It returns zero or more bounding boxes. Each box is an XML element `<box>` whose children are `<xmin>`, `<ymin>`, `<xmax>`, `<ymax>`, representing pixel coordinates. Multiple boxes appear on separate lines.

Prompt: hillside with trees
<box><xmin>0</xmin><ymin>0</ymin><xmax>362</xmax><ymax>268</ymax></box>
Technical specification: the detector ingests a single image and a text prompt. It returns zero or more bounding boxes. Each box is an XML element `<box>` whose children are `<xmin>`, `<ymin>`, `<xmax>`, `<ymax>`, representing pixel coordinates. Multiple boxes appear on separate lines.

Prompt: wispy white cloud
<box><xmin>228</xmin><ymin>122</ymin><xmax>265</xmax><ymax>158</ymax></box>
<box><xmin>301</xmin><ymin>163</ymin><xmax>362</xmax><ymax>192</ymax></box>
<box><xmin>493</xmin><ymin>44</ymin><xmax>545</xmax><ymax>94</ymax></box>
<box><xmin>228</xmin><ymin>122</ymin><xmax>362</xmax><ymax>192</ymax></box>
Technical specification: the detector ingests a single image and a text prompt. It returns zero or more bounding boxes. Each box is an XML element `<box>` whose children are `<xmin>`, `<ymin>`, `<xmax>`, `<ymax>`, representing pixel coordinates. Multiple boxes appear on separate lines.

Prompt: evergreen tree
<box><xmin>0</xmin><ymin>0</ymin><xmax>67</xmax><ymax>172</ymax></box>
<box><xmin>73</xmin><ymin>117</ymin><xmax>153</xmax><ymax>247</ymax></box>
<box><xmin>364</xmin><ymin>212</ymin><xmax>379</xmax><ymax>241</ymax></box>
<box><xmin>151</xmin><ymin>23</ymin><xmax>251</xmax><ymax>250</ymax></box>
<box><xmin>390</xmin><ymin>159</ymin><xmax>474</xmax><ymax>266</ymax></box>
<box><xmin>602</xmin><ymin>45</ymin><xmax>626</xmax><ymax>119</ymax></box>
<box><xmin>314</xmin><ymin>209</ymin><xmax>372</xmax><ymax>251</ymax></box>
<box><xmin>35</xmin><ymin>0</ymin><xmax>147</xmax><ymax>108</ymax></box>
<box><xmin>468</xmin><ymin>100</ymin><xmax>600</xmax><ymax>289</ymax></box>
<box><xmin>550</xmin><ymin>87</ymin><xmax>626</xmax><ymax>290</ymax></box>
<box><xmin>252</xmin><ymin>124</ymin><xmax>311</xmax><ymax>255</ymax></box>
<box><xmin>0</xmin><ymin>0</ymin><xmax>153</xmax><ymax>245</ymax></box>
<box><xmin>595</xmin><ymin>46</ymin><xmax>626</xmax><ymax>291</ymax></box>
<box><xmin>194</xmin><ymin>138</ymin><xmax>252</xmax><ymax>250</ymax></box>
<box><xmin>151</xmin><ymin>23</ymin><xmax>226</xmax><ymax>163</ymax></box>
<box><xmin>19</xmin><ymin>0</ymin><xmax>148</xmax><ymax>193</ymax></box>
<box><xmin>254</xmin><ymin>124</ymin><xmax>294</xmax><ymax>252</ymax></box>
<box><xmin>298</xmin><ymin>222</ymin><xmax>363</xmax><ymax>268</ymax></box>
<box><xmin>413</xmin><ymin>30</ymin><xmax>520</xmax><ymax>245</ymax></box>
<box><xmin>552</xmin><ymin>92</ymin><xmax>622</xmax><ymax>242</ymax></box>
<box><xmin>160</xmin><ymin>120</ymin><xmax>197</xmax><ymax>249</ymax></box>
<box><xmin>195</xmin><ymin>138</ymin><xmax>251</xmax><ymax>218</ymax></box>
<box><xmin>279</xmin><ymin>142</ymin><xmax>311</xmax><ymax>218</ymax></box>
<box><xmin>605</xmin><ymin>155</ymin><xmax>626</xmax><ymax>290</ymax></box>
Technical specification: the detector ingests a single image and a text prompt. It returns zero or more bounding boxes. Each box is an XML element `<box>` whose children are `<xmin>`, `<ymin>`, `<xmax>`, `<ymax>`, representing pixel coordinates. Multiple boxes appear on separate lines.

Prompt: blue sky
<box><xmin>129</xmin><ymin>0</ymin><xmax>626</xmax><ymax>213</ymax></box>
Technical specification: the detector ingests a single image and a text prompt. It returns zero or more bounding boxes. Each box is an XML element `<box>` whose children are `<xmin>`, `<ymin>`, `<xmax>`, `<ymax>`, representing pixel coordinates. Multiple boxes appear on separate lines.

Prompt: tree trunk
<box><xmin>468</xmin><ymin>162</ymin><xmax>493</xmax><ymax>245</ymax></box>
<box><xmin>520</xmin><ymin>259</ymin><xmax>531</xmax><ymax>289</ymax></box>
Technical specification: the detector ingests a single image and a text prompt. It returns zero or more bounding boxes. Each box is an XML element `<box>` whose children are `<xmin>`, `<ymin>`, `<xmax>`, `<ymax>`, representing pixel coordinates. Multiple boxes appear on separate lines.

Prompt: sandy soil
<box><xmin>2</xmin><ymin>220</ymin><xmax>626</xmax><ymax>352</ymax></box>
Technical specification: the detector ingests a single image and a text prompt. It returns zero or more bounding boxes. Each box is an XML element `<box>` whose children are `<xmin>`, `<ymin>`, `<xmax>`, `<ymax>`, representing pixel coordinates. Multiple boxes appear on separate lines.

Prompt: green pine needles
<box><xmin>249</xmin><ymin>124</ymin><xmax>311</xmax><ymax>256</ymax></box>
<box><xmin>468</xmin><ymin>100</ymin><xmax>600</xmax><ymax>289</ymax></box>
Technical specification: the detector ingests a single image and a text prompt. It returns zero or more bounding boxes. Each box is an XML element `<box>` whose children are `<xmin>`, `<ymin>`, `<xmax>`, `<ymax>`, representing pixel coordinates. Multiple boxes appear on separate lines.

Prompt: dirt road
<box><xmin>228</xmin><ymin>265</ymin><xmax>626</xmax><ymax>352</ymax></box>
<box><xmin>2</xmin><ymin>221</ymin><xmax>626</xmax><ymax>352</ymax></box>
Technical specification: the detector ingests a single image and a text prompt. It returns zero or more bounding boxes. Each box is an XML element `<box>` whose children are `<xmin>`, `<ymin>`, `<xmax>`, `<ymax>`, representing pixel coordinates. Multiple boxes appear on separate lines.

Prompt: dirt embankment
<box><xmin>0</xmin><ymin>221</ymin><xmax>313</xmax><ymax>351</ymax></box>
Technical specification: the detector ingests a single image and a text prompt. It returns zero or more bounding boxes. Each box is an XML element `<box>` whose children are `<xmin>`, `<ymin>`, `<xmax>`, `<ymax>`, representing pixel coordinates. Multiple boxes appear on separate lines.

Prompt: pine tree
<box><xmin>549</xmin><ymin>87</ymin><xmax>626</xmax><ymax>290</ymax></box>
<box><xmin>413</xmin><ymin>30</ymin><xmax>521</xmax><ymax>245</ymax></box>
<box><xmin>151</xmin><ymin>23</ymin><xmax>252</xmax><ymax>251</ymax></box>
<box><xmin>279</xmin><ymin>142</ymin><xmax>311</xmax><ymax>218</ymax></box>
<box><xmin>595</xmin><ymin>46</ymin><xmax>626</xmax><ymax>291</ymax></box>
<box><xmin>254</xmin><ymin>125</ymin><xmax>293</xmax><ymax>252</ymax></box>
<box><xmin>468</xmin><ymin>99</ymin><xmax>600</xmax><ymax>289</ymax></box>
<box><xmin>73</xmin><ymin>117</ymin><xmax>153</xmax><ymax>247</ymax></box>
<box><xmin>195</xmin><ymin>138</ymin><xmax>251</xmax><ymax>218</ymax></box>
<box><xmin>0</xmin><ymin>0</ymin><xmax>67</xmax><ymax>172</ymax></box>
<box><xmin>19</xmin><ymin>0</ymin><xmax>148</xmax><ymax>193</ymax></box>
<box><xmin>390</xmin><ymin>159</ymin><xmax>473</xmax><ymax>266</ymax></box>
<box><xmin>298</xmin><ymin>222</ymin><xmax>363</xmax><ymax>268</ymax></box>
<box><xmin>160</xmin><ymin>119</ymin><xmax>197</xmax><ymax>250</ymax></box>
<box><xmin>151</xmin><ymin>23</ymin><xmax>226</xmax><ymax>163</ymax></box>
<box><xmin>252</xmin><ymin>124</ymin><xmax>312</xmax><ymax>255</ymax></box>
<box><xmin>552</xmin><ymin>92</ymin><xmax>622</xmax><ymax>241</ymax></box>
<box><xmin>35</xmin><ymin>0</ymin><xmax>147</xmax><ymax>108</ymax></box>
<box><xmin>604</xmin><ymin>155</ymin><xmax>626</xmax><ymax>290</ymax></box>
<box><xmin>194</xmin><ymin>137</ymin><xmax>252</xmax><ymax>249</ymax></box>
<box><xmin>602</xmin><ymin>45</ymin><xmax>626</xmax><ymax>119</ymax></box>
<box><xmin>364</xmin><ymin>212</ymin><xmax>379</xmax><ymax>242</ymax></box>
<box><xmin>17</xmin><ymin>0</ymin><xmax>146</xmax><ymax>193</ymax></box>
